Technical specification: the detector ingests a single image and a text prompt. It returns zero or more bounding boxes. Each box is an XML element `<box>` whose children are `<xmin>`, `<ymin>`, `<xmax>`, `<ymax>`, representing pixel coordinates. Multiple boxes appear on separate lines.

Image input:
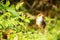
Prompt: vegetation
<box><xmin>0</xmin><ymin>0</ymin><xmax>60</xmax><ymax>40</ymax></box>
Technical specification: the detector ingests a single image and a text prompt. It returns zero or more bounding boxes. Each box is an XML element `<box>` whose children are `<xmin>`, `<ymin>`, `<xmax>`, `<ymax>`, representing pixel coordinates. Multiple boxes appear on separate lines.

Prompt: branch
<box><xmin>24</xmin><ymin>0</ymin><xmax>31</xmax><ymax>8</ymax></box>
<box><xmin>31</xmin><ymin>0</ymin><xmax>38</xmax><ymax>9</ymax></box>
<box><xmin>36</xmin><ymin>1</ymin><xmax>43</xmax><ymax>9</ymax></box>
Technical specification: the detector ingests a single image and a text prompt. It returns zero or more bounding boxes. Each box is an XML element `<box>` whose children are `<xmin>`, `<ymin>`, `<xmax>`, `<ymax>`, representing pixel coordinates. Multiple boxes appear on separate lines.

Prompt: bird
<box><xmin>25</xmin><ymin>12</ymin><xmax>46</xmax><ymax>33</ymax></box>
<box><xmin>36</xmin><ymin>12</ymin><xmax>46</xmax><ymax>33</ymax></box>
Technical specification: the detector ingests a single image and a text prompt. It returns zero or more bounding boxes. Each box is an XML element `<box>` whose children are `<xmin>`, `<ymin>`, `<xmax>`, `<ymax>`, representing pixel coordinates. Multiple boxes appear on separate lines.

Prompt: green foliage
<box><xmin>0</xmin><ymin>0</ymin><xmax>60</xmax><ymax>40</ymax></box>
<box><xmin>5</xmin><ymin>0</ymin><xmax>10</xmax><ymax>7</ymax></box>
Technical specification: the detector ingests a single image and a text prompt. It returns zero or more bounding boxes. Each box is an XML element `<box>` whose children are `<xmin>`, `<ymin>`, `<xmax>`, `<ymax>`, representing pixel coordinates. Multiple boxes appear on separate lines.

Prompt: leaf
<box><xmin>16</xmin><ymin>2</ymin><xmax>24</xmax><ymax>10</ymax></box>
<box><xmin>0</xmin><ymin>25</ymin><xmax>2</xmax><ymax>29</ymax></box>
<box><xmin>0</xmin><ymin>3</ymin><xmax>6</xmax><ymax>12</ymax></box>
<box><xmin>24</xmin><ymin>19</ymin><xmax>30</xmax><ymax>23</ymax></box>
<box><xmin>19</xmin><ymin>22</ymin><xmax>24</xmax><ymax>27</ymax></box>
<box><xmin>7</xmin><ymin>5</ymin><xmax>18</xmax><ymax>16</ymax></box>
<box><xmin>5</xmin><ymin>0</ymin><xmax>10</xmax><ymax>7</ymax></box>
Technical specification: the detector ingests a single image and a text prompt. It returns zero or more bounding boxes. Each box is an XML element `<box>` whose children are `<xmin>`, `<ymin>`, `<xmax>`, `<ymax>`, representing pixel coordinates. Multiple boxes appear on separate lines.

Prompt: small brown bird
<box><xmin>25</xmin><ymin>12</ymin><xmax>46</xmax><ymax>33</ymax></box>
<box><xmin>36</xmin><ymin>13</ymin><xmax>46</xmax><ymax>33</ymax></box>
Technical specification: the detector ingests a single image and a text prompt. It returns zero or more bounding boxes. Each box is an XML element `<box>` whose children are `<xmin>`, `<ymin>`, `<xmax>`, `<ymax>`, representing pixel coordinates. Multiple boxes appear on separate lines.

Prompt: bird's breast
<box><xmin>36</xmin><ymin>16</ymin><xmax>43</xmax><ymax>26</ymax></box>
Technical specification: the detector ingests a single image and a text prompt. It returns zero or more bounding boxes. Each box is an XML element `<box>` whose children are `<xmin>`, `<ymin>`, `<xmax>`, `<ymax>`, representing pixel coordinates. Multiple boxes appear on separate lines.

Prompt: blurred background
<box><xmin>0</xmin><ymin>0</ymin><xmax>60</xmax><ymax>40</ymax></box>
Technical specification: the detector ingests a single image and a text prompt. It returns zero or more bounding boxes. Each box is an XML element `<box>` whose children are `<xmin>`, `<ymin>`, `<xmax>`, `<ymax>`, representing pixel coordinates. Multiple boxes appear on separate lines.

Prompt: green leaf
<box><xmin>0</xmin><ymin>3</ymin><xmax>6</xmax><ymax>12</ymax></box>
<box><xmin>7</xmin><ymin>5</ymin><xmax>18</xmax><ymax>16</ymax></box>
<box><xmin>19</xmin><ymin>22</ymin><xmax>24</xmax><ymax>26</ymax></box>
<box><xmin>16</xmin><ymin>2</ymin><xmax>24</xmax><ymax>10</ymax></box>
<box><xmin>5</xmin><ymin>0</ymin><xmax>10</xmax><ymax>7</ymax></box>
<box><xmin>24</xmin><ymin>19</ymin><xmax>30</xmax><ymax>23</ymax></box>
<box><xmin>0</xmin><ymin>25</ymin><xmax>2</xmax><ymax>29</ymax></box>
